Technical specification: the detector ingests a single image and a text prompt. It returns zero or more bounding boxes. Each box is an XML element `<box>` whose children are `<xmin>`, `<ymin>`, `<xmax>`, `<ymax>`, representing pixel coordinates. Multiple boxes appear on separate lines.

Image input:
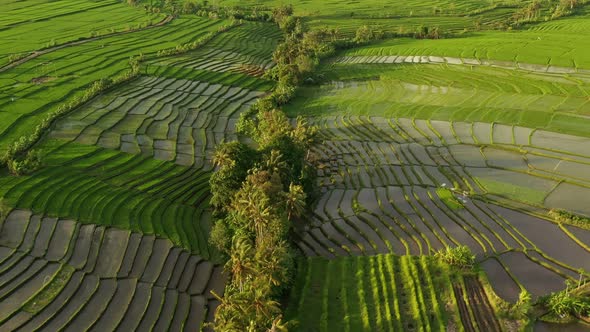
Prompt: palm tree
<box><xmin>268</xmin><ymin>315</ymin><xmax>290</xmax><ymax>332</ymax></box>
<box><xmin>233</xmin><ymin>185</ymin><xmax>272</xmax><ymax>239</ymax></box>
<box><xmin>255</xmin><ymin>238</ymin><xmax>290</xmax><ymax>287</ymax></box>
<box><xmin>265</xmin><ymin>149</ymin><xmax>286</xmax><ymax>175</ymax></box>
<box><xmin>245</xmin><ymin>282</ymin><xmax>281</xmax><ymax>323</ymax></box>
<box><xmin>213</xmin><ymin>144</ymin><xmax>235</xmax><ymax>168</ymax></box>
<box><xmin>285</xmin><ymin>183</ymin><xmax>306</xmax><ymax>221</ymax></box>
<box><xmin>211</xmin><ymin>290</ymin><xmax>250</xmax><ymax>331</ymax></box>
<box><xmin>226</xmin><ymin>236</ymin><xmax>257</xmax><ymax>291</ymax></box>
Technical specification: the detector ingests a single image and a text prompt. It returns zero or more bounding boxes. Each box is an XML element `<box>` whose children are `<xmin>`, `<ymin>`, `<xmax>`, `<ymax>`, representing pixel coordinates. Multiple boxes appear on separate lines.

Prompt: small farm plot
<box><xmin>285</xmin><ymin>254</ymin><xmax>502</xmax><ymax>332</ymax></box>
<box><xmin>50</xmin><ymin>76</ymin><xmax>266</xmax><ymax>168</ymax></box>
<box><xmin>0</xmin><ymin>209</ymin><xmax>225</xmax><ymax>331</ymax></box>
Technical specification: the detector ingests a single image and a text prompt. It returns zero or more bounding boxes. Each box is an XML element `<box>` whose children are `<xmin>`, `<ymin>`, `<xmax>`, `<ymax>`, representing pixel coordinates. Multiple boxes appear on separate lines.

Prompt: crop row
<box><xmin>285</xmin><ymin>254</ymin><xmax>461</xmax><ymax>331</ymax></box>
<box><xmin>0</xmin><ymin>209</ymin><xmax>224</xmax><ymax>331</ymax></box>
<box><xmin>0</xmin><ymin>141</ymin><xmax>213</xmax><ymax>255</ymax></box>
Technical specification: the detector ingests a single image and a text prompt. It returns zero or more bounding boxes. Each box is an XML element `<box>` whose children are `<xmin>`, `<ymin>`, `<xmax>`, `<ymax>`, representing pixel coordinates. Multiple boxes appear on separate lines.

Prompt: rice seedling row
<box><xmin>285</xmin><ymin>254</ymin><xmax>491</xmax><ymax>332</ymax></box>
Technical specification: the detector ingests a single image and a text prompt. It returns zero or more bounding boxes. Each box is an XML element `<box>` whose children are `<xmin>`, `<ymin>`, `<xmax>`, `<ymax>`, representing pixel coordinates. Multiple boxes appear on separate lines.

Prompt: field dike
<box><xmin>331</xmin><ymin>55</ymin><xmax>590</xmax><ymax>75</ymax></box>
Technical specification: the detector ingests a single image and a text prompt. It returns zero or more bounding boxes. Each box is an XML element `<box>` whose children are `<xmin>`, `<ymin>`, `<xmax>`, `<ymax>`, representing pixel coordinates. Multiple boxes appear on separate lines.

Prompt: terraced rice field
<box><xmin>341</xmin><ymin>12</ymin><xmax>590</xmax><ymax>69</ymax></box>
<box><xmin>49</xmin><ymin>76</ymin><xmax>266</xmax><ymax>168</ymax></box>
<box><xmin>0</xmin><ymin>141</ymin><xmax>214</xmax><ymax>254</ymax></box>
<box><xmin>0</xmin><ymin>13</ymin><xmax>283</xmax><ymax>330</ymax></box>
<box><xmin>0</xmin><ymin>16</ymin><xmax>226</xmax><ymax>153</ymax></box>
<box><xmin>147</xmin><ymin>22</ymin><xmax>281</xmax><ymax>80</ymax></box>
<box><xmin>288</xmin><ymin>62</ymin><xmax>590</xmax><ymax>137</ymax></box>
<box><xmin>0</xmin><ymin>209</ymin><xmax>225</xmax><ymax>331</ymax></box>
<box><xmin>294</xmin><ymin>114</ymin><xmax>590</xmax><ymax>301</ymax></box>
<box><xmin>286</xmin><ymin>31</ymin><xmax>590</xmax><ymax>322</ymax></box>
<box><xmin>3</xmin><ymin>0</ymin><xmax>590</xmax><ymax>330</ymax></box>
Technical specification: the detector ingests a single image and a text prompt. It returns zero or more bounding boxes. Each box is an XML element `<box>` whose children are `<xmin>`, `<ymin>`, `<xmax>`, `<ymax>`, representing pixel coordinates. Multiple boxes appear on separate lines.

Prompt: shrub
<box><xmin>354</xmin><ymin>25</ymin><xmax>375</xmax><ymax>43</ymax></box>
<box><xmin>435</xmin><ymin>245</ymin><xmax>475</xmax><ymax>269</ymax></box>
<box><xmin>508</xmin><ymin>290</ymin><xmax>532</xmax><ymax>319</ymax></box>
<box><xmin>546</xmin><ymin>290</ymin><xmax>590</xmax><ymax>318</ymax></box>
<box><xmin>7</xmin><ymin>149</ymin><xmax>42</xmax><ymax>176</ymax></box>
<box><xmin>549</xmin><ymin>209</ymin><xmax>590</xmax><ymax>229</ymax></box>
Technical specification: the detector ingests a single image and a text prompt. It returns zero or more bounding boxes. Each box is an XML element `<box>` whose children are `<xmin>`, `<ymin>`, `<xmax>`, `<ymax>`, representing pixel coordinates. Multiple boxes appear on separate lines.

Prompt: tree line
<box><xmin>207</xmin><ymin>5</ymin><xmax>335</xmax><ymax>331</ymax></box>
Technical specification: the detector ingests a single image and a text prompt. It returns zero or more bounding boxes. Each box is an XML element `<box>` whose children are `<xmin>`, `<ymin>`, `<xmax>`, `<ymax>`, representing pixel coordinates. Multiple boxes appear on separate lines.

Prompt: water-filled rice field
<box><xmin>0</xmin><ymin>209</ymin><xmax>224</xmax><ymax>331</ymax></box>
<box><xmin>296</xmin><ymin>112</ymin><xmax>590</xmax><ymax>299</ymax></box>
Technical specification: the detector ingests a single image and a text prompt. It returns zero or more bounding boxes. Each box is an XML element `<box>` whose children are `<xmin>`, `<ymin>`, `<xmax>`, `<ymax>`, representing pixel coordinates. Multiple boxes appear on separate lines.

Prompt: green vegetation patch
<box><xmin>436</xmin><ymin>188</ymin><xmax>464</xmax><ymax>210</ymax></box>
<box><xmin>285</xmin><ymin>254</ymin><xmax>459</xmax><ymax>331</ymax></box>
<box><xmin>23</xmin><ymin>264</ymin><xmax>75</xmax><ymax>314</ymax></box>
<box><xmin>475</xmin><ymin>177</ymin><xmax>548</xmax><ymax>206</ymax></box>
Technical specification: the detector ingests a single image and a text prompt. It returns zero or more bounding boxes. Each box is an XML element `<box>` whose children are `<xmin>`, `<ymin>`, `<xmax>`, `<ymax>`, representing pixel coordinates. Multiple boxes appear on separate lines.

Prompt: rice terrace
<box><xmin>2</xmin><ymin>0</ymin><xmax>590</xmax><ymax>331</ymax></box>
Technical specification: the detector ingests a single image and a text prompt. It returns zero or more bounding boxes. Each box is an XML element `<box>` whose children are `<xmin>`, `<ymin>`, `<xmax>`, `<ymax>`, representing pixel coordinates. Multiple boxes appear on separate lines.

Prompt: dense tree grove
<box><xmin>209</xmin><ymin>7</ymin><xmax>321</xmax><ymax>330</ymax></box>
<box><xmin>209</xmin><ymin>110</ymin><xmax>317</xmax><ymax>330</ymax></box>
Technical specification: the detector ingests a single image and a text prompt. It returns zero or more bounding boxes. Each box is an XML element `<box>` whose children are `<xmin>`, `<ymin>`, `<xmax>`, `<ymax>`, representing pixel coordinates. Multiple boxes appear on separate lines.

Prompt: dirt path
<box><xmin>453</xmin><ymin>282</ymin><xmax>477</xmax><ymax>332</ymax></box>
<box><xmin>0</xmin><ymin>15</ymin><xmax>174</xmax><ymax>73</ymax></box>
<box><xmin>332</xmin><ymin>55</ymin><xmax>590</xmax><ymax>76</ymax></box>
<box><xmin>464</xmin><ymin>277</ymin><xmax>503</xmax><ymax>332</ymax></box>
